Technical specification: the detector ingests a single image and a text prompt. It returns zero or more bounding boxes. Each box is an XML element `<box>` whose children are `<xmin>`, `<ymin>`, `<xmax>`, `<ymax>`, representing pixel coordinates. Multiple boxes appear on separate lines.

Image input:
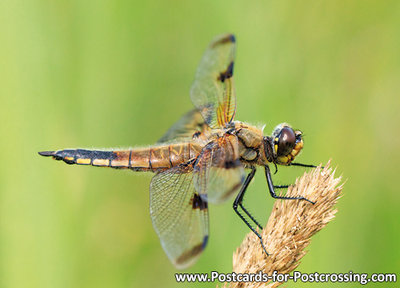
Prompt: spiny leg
<box><xmin>265</xmin><ymin>165</ymin><xmax>315</xmax><ymax>204</ymax></box>
<box><xmin>239</xmin><ymin>204</ymin><xmax>262</xmax><ymax>230</ymax></box>
<box><xmin>233</xmin><ymin>166</ymin><xmax>269</xmax><ymax>256</ymax></box>
<box><xmin>234</xmin><ymin>167</ymin><xmax>262</xmax><ymax>229</ymax></box>
<box><xmin>274</xmin><ymin>162</ymin><xmax>319</xmax><ymax>190</ymax></box>
<box><xmin>274</xmin><ymin>185</ymin><xmax>289</xmax><ymax>189</ymax></box>
<box><xmin>290</xmin><ymin>162</ymin><xmax>318</xmax><ymax>168</ymax></box>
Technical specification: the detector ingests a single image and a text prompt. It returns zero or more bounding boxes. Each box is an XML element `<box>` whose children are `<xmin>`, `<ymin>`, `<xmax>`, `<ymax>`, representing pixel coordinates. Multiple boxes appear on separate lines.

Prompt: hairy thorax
<box><xmin>233</xmin><ymin>122</ymin><xmax>268</xmax><ymax>167</ymax></box>
<box><xmin>190</xmin><ymin>121</ymin><xmax>269</xmax><ymax>168</ymax></box>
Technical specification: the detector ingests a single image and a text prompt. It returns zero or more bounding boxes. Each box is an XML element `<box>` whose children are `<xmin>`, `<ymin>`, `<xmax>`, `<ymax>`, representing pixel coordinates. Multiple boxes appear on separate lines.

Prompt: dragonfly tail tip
<box><xmin>38</xmin><ymin>151</ymin><xmax>55</xmax><ymax>157</ymax></box>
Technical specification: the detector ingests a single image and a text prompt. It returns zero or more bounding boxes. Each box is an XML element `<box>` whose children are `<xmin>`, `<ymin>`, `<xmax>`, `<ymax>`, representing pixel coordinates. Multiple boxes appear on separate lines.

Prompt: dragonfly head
<box><xmin>269</xmin><ymin>123</ymin><xmax>303</xmax><ymax>165</ymax></box>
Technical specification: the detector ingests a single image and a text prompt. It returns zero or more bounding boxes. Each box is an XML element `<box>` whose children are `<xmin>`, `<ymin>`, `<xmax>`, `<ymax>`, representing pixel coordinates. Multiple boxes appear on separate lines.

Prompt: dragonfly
<box><xmin>39</xmin><ymin>34</ymin><xmax>316</xmax><ymax>269</ymax></box>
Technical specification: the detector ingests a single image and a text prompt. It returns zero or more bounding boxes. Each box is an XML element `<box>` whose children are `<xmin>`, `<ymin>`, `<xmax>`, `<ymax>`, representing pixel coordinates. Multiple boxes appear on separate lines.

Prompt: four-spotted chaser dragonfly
<box><xmin>39</xmin><ymin>34</ymin><xmax>316</xmax><ymax>269</ymax></box>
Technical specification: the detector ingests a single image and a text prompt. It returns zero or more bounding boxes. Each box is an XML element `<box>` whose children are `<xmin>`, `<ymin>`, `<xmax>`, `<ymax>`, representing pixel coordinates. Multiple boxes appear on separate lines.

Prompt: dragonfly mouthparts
<box><xmin>38</xmin><ymin>151</ymin><xmax>55</xmax><ymax>157</ymax></box>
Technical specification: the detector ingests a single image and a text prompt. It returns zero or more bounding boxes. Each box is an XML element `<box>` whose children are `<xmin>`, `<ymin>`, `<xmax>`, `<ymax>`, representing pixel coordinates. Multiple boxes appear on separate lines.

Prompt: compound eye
<box><xmin>277</xmin><ymin>127</ymin><xmax>296</xmax><ymax>156</ymax></box>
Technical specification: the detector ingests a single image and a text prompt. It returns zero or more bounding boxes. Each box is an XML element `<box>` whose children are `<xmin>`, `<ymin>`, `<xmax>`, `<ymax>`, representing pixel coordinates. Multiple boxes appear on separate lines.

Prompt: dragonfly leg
<box><xmin>274</xmin><ymin>184</ymin><xmax>289</xmax><ymax>189</ymax></box>
<box><xmin>233</xmin><ymin>167</ymin><xmax>269</xmax><ymax>256</ymax></box>
<box><xmin>273</xmin><ymin>163</ymin><xmax>319</xmax><ymax>189</ymax></box>
<box><xmin>265</xmin><ymin>165</ymin><xmax>315</xmax><ymax>204</ymax></box>
<box><xmin>290</xmin><ymin>162</ymin><xmax>319</xmax><ymax>168</ymax></box>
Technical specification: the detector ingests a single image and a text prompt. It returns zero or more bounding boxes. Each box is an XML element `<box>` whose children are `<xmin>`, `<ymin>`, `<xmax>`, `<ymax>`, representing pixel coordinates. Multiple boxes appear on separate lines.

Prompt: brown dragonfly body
<box><xmin>41</xmin><ymin>122</ymin><xmax>303</xmax><ymax>172</ymax></box>
<box><xmin>39</xmin><ymin>34</ymin><xmax>314</xmax><ymax>269</ymax></box>
<box><xmin>43</xmin><ymin>142</ymin><xmax>203</xmax><ymax>172</ymax></box>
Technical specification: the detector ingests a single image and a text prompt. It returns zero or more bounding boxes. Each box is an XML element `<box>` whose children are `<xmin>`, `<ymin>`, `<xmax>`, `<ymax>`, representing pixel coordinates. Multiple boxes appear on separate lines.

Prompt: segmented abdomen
<box><xmin>44</xmin><ymin>143</ymin><xmax>202</xmax><ymax>172</ymax></box>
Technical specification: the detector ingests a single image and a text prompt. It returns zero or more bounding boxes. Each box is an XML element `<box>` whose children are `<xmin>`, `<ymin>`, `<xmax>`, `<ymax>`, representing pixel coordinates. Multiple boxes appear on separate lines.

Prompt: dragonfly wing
<box><xmin>150</xmin><ymin>165</ymin><xmax>209</xmax><ymax>269</ymax></box>
<box><xmin>194</xmin><ymin>134</ymin><xmax>245</xmax><ymax>204</ymax></box>
<box><xmin>190</xmin><ymin>34</ymin><xmax>237</xmax><ymax>128</ymax></box>
<box><xmin>157</xmin><ymin>109</ymin><xmax>209</xmax><ymax>143</ymax></box>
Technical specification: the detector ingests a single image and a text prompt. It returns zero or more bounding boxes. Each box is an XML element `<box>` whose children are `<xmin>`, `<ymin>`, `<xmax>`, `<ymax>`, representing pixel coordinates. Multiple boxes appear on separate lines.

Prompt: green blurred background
<box><xmin>1</xmin><ymin>1</ymin><xmax>399</xmax><ymax>287</ymax></box>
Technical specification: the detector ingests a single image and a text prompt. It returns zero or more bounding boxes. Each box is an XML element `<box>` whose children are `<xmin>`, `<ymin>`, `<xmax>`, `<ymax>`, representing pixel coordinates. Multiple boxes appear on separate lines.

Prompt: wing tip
<box><xmin>173</xmin><ymin>236</ymin><xmax>208</xmax><ymax>269</ymax></box>
<box><xmin>202</xmin><ymin>235</ymin><xmax>208</xmax><ymax>249</ymax></box>
<box><xmin>211</xmin><ymin>33</ymin><xmax>236</xmax><ymax>48</ymax></box>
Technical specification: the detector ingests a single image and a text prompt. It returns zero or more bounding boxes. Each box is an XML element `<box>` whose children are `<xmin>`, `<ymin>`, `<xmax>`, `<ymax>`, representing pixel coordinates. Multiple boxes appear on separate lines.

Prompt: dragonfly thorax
<box><xmin>230</xmin><ymin>122</ymin><xmax>266</xmax><ymax>165</ymax></box>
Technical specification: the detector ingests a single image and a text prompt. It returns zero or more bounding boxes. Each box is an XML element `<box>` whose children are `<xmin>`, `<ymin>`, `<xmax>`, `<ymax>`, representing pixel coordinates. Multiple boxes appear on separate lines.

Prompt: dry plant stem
<box><xmin>223</xmin><ymin>162</ymin><xmax>343</xmax><ymax>288</ymax></box>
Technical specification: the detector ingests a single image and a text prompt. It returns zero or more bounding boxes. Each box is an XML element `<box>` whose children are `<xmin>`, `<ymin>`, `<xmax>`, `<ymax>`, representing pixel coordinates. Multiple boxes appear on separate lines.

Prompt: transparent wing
<box><xmin>194</xmin><ymin>134</ymin><xmax>245</xmax><ymax>204</ymax></box>
<box><xmin>190</xmin><ymin>34</ymin><xmax>237</xmax><ymax>128</ymax></box>
<box><xmin>150</xmin><ymin>165</ymin><xmax>209</xmax><ymax>269</ymax></box>
<box><xmin>157</xmin><ymin>109</ymin><xmax>209</xmax><ymax>143</ymax></box>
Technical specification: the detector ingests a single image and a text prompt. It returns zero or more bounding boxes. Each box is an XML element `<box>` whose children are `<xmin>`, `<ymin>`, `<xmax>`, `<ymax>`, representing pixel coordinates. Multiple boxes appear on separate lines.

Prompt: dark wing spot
<box><xmin>218</xmin><ymin>62</ymin><xmax>234</xmax><ymax>83</ymax></box>
<box><xmin>192</xmin><ymin>131</ymin><xmax>201</xmax><ymax>139</ymax></box>
<box><xmin>175</xmin><ymin>241</ymin><xmax>205</xmax><ymax>266</ymax></box>
<box><xmin>192</xmin><ymin>193</ymin><xmax>208</xmax><ymax>210</ymax></box>
<box><xmin>224</xmin><ymin>159</ymin><xmax>241</xmax><ymax>169</ymax></box>
<box><xmin>211</xmin><ymin>34</ymin><xmax>236</xmax><ymax>48</ymax></box>
<box><xmin>202</xmin><ymin>235</ymin><xmax>208</xmax><ymax>249</ymax></box>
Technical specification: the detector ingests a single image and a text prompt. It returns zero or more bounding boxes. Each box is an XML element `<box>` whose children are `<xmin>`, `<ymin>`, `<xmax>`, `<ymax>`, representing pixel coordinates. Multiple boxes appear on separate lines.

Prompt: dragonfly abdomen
<box><xmin>39</xmin><ymin>149</ymin><xmax>123</xmax><ymax>168</ymax></box>
<box><xmin>39</xmin><ymin>143</ymin><xmax>202</xmax><ymax>172</ymax></box>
